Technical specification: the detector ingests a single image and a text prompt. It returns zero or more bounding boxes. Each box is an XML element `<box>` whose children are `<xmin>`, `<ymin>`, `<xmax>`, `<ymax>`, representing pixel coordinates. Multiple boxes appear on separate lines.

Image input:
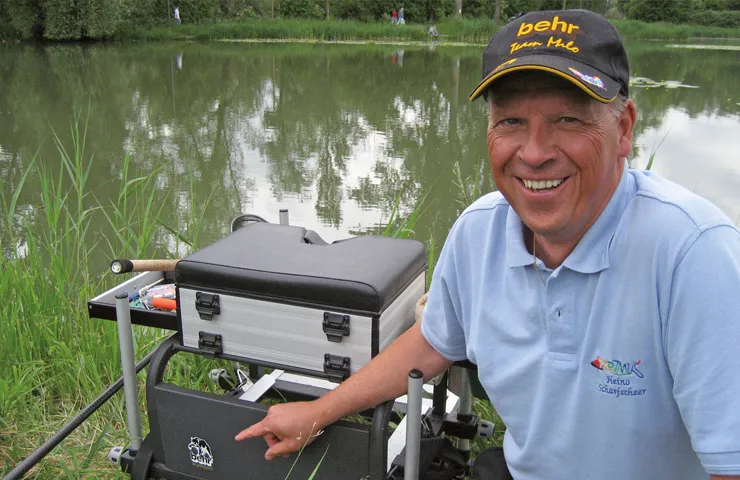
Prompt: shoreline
<box><xmin>2</xmin><ymin>18</ymin><xmax>740</xmax><ymax>47</ymax></box>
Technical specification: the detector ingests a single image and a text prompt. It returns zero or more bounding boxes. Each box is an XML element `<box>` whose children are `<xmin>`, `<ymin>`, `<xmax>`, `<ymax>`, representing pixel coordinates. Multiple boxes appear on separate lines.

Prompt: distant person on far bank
<box><xmin>391</xmin><ymin>9</ymin><xmax>398</xmax><ymax>24</ymax></box>
<box><xmin>398</xmin><ymin>7</ymin><xmax>405</xmax><ymax>24</ymax></box>
<box><xmin>174</xmin><ymin>6</ymin><xmax>181</xmax><ymax>25</ymax></box>
<box><xmin>428</xmin><ymin>24</ymin><xmax>438</xmax><ymax>39</ymax></box>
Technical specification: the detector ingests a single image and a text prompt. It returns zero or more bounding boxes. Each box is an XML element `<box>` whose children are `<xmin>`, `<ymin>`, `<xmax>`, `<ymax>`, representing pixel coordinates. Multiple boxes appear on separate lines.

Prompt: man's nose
<box><xmin>518</xmin><ymin>124</ymin><xmax>555</xmax><ymax>168</ymax></box>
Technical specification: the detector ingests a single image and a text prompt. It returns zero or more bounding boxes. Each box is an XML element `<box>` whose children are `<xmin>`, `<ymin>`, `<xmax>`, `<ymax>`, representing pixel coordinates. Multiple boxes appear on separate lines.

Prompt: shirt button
<box><xmin>557</xmin><ymin>309</ymin><xmax>562</xmax><ymax>317</ymax></box>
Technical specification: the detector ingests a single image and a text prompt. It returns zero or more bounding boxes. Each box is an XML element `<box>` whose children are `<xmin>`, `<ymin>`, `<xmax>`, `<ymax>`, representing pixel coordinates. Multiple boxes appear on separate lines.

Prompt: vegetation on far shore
<box><xmin>106</xmin><ymin>17</ymin><xmax>740</xmax><ymax>44</ymax></box>
<box><xmin>4</xmin><ymin>16</ymin><xmax>740</xmax><ymax>45</ymax></box>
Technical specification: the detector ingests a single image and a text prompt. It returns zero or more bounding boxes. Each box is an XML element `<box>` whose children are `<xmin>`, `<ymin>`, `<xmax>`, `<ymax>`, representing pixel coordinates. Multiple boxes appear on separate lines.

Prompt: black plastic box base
<box><xmin>126</xmin><ymin>335</ymin><xmax>393</xmax><ymax>480</ymax></box>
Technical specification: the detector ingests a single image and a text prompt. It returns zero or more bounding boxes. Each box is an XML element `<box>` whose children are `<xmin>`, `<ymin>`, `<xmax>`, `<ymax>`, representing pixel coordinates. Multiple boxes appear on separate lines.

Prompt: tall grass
<box><xmin>115</xmin><ymin>18</ymin><xmax>430</xmax><ymax>43</ymax></box>
<box><xmin>436</xmin><ymin>18</ymin><xmax>498</xmax><ymax>44</ymax></box>
<box><xmin>612</xmin><ymin>18</ymin><xmax>740</xmax><ymax>40</ymax></box>
<box><xmin>0</xmin><ymin>111</ymin><xmax>208</xmax><ymax>477</ymax></box>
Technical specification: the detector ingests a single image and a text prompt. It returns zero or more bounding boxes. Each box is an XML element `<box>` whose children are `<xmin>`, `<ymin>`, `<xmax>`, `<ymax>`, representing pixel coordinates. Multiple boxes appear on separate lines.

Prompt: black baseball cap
<box><xmin>469</xmin><ymin>9</ymin><xmax>630</xmax><ymax>103</ymax></box>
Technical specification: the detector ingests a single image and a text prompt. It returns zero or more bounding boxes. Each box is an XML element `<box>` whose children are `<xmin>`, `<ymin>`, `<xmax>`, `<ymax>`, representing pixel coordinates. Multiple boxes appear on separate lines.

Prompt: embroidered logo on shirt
<box><xmin>592</xmin><ymin>357</ymin><xmax>647</xmax><ymax>398</ymax></box>
<box><xmin>591</xmin><ymin>357</ymin><xmax>643</xmax><ymax>377</ymax></box>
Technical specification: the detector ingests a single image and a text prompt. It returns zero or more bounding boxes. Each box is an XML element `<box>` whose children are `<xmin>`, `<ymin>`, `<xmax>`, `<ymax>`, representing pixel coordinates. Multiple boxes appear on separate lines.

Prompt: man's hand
<box><xmin>235</xmin><ymin>323</ymin><xmax>452</xmax><ymax>461</ymax></box>
<box><xmin>235</xmin><ymin>401</ymin><xmax>327</xmax><ymax>460</ymax></box>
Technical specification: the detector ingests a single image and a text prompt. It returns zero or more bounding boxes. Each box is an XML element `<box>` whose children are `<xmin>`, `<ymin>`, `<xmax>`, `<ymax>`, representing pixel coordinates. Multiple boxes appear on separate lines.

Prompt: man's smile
<box><xmin>517</xmin><ymin>176</ymin><xmax>571</xmax><ymax>194</ymax></box>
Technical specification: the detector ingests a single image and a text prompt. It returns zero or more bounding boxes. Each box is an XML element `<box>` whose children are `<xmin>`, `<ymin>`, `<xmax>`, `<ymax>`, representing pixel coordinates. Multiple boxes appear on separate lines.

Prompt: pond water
<box><xmin>1</xmin><ymin>40</ymin><xmax>739</xmax><ymax>267</ymax></box>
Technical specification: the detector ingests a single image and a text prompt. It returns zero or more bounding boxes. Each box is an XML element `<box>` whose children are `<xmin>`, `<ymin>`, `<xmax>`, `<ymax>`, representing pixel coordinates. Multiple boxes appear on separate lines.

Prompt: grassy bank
<box><xmin>0</xmin><ymin>116</ymin><xmax>211</xmax><ymax>478</ymax></box>
<box><xmin>109</xmin><ymin>17</ymin><xmax>740</xmax><ymax>44</ymax></box>
<box><xmin>0</xmin><ymin>117</ymin><xmax>501</xmax><ymax>477</ymax></box>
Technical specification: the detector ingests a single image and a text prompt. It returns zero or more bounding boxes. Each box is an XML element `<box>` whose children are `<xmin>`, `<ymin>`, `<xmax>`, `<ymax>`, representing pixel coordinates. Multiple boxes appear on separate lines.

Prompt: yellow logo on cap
<box><xmin>517</xmin><ymin>16</ymin><xmax>580</xmax><ymax>37</ymax></box>
<box><xmin>493</xmin><ymin>58</ymin><xmax>517</xmax><ymax>73</ymax></box>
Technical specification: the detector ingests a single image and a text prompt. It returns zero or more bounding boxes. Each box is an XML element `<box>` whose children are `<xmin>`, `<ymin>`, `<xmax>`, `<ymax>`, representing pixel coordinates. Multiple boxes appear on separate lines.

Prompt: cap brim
<box><xmin>469</xmin><ymin>54</ymin><xmax>620</xmax><ymax>103</ymax></box>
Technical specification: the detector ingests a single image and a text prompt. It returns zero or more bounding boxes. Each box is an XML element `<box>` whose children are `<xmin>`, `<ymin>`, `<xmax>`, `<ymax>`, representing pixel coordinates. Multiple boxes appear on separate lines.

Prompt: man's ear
<box><xmin>617</xmin><ymin>99</ymin><xmax>637</xmax><ymax>159</ymax></box>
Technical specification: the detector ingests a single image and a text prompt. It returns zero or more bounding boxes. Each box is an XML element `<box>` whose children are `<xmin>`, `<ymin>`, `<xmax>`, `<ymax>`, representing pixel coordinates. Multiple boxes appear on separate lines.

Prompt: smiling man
<box><xmin>236</xmin><ymin>10</ymin><xmax>740</xmax><ymax>479</ymax></box>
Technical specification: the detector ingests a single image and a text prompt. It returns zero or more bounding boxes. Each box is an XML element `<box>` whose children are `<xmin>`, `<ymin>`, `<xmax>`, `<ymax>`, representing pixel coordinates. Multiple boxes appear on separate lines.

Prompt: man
<box><xmin>236</xmin><ymin>9</ymin><xmax>740</xmax><ymax>479</ymax></box>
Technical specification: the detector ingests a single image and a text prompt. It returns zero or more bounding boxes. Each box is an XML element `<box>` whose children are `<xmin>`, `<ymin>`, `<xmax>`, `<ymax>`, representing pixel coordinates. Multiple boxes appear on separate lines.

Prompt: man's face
<box><xmin>486</xmin><ymin>85</ymin><xmax>635</xmax><ymax>244</ymax></box>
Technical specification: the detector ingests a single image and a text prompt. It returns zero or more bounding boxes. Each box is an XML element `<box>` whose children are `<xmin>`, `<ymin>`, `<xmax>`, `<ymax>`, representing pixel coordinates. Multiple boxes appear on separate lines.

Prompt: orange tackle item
<box><xmin>152</xmin><ymin>297</ymin><xmax>177</xmax><ymax>310</ymax></box>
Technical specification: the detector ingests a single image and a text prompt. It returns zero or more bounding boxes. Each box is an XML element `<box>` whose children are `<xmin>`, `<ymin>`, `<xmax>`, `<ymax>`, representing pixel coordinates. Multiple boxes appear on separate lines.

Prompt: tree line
<box><xmin>1</xmin><ymin>0</ymin><xmax>739</xmax><ymax>41</ymax></box>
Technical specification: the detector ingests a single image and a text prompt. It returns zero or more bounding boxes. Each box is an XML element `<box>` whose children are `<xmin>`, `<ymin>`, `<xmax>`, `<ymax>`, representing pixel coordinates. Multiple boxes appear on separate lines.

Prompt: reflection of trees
<box><xmin>1</xmin><ymin>41</ymin><xmax>736</xmax><ymax>264</ymax></box>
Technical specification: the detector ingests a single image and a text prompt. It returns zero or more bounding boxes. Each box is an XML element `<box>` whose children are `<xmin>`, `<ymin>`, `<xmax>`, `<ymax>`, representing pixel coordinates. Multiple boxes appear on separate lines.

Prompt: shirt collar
<box><xmin>505</xmin><ymin>163</ymin><xmax>635</xmax><ymax>273</ymax></box>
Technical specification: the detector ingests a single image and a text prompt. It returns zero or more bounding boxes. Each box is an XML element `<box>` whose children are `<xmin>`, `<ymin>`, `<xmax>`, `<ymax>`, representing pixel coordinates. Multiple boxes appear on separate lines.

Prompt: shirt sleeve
<box><xmin>665</xmin><ymin>225</ymin><xmax>740</xmax><ymax>476</ymax></box>
<box><xmin>420</xmin><ymin>220</ymin><xmax>469</xmax><ymax>362</ymax></box>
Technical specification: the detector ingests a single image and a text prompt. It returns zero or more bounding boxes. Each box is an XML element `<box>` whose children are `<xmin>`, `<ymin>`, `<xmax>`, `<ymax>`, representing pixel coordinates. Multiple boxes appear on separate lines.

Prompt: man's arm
<box><xmin>234</xmin><ymin>322</ymin><xmax>453</xmax><ymax>459</ymax></box>
<box><xmin>665</xmin><ymin>226</ymin><xmax>740</xmax><ymax>477</ymax></box>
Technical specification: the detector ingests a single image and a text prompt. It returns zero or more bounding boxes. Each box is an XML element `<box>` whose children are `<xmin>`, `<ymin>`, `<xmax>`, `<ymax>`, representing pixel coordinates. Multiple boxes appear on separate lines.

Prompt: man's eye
<box><xmin>558</xmin><ymin>116</ymin><xmax>580</xmax><ymax>124</ymax></box>
<box><xmin>497</xmin><ymin>118</ymin><xmax>521</xmax><ymax>127</ymax></box>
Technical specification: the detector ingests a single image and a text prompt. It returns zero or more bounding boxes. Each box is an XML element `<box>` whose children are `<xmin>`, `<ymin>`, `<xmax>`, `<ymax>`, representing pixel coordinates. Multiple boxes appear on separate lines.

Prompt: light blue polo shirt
<box><xmin>421</xmin><ymin>164</ymin><xmax>740</xmax><ymax>479</ymax></box>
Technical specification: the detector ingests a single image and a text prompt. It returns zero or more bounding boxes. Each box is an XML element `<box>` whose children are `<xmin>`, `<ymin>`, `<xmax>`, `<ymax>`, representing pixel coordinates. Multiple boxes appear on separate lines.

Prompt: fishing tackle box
<box><xmin>175</xmin><ymin>222</ymin><xmax>427</xmax><ymax>381</ymax></box>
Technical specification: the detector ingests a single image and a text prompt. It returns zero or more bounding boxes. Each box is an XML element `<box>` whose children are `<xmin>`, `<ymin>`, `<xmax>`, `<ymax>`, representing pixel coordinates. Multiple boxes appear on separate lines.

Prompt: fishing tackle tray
<box><xmin>175</xmin><ymin>222</ymin><xmax>427</xmax><ymax>381</ymax></box>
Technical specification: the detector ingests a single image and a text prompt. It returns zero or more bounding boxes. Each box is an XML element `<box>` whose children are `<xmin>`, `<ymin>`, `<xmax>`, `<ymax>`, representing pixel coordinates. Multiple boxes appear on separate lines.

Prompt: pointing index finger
<box><xmin>235</xmin><ymin>422</ymin><xmax>268</xmax><ymax>441</ymax></box>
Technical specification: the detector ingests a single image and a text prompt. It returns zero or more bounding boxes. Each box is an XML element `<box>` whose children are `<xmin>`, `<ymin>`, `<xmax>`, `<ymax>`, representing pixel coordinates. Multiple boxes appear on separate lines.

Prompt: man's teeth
<box><xmin>522</xmin><ymin>178</ymin><xmax>565</xmax><ymax>190</ymax></box>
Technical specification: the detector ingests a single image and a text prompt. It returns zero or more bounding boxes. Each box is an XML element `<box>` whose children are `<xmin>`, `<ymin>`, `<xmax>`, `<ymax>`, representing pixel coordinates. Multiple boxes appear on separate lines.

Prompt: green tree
<box><xmin>2</xmin><ymin>0</ymin><xmax>43</xmax><ymax>38</ymax></box>
<box><xmin>278</xmin><ymin>0</ymin><xmax>324</xmax><ymax>19</ymax></box>
<box><xmin>625</xmin><ymin>0</ymin><xmax>698</xmax><ymax>23</ymax></box>
<box><xmin>44</xmin><ymin>0</ymin><xmax>124</xmax><ymax>39</ymax></box>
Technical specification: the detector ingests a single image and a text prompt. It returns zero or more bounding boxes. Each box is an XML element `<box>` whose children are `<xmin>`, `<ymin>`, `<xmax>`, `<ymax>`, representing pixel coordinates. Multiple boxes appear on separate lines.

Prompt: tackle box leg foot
<box><xmin>129</xmin><ymin>436</ymin><xmax>154</xmax><ymax>480</ymax></box>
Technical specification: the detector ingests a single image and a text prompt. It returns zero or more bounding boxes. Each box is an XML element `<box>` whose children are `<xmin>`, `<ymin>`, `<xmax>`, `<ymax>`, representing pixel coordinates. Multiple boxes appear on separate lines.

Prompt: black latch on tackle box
<box><xmin>324</xmin><ymin>354</ymin><xmax>351</xmax><ymax>382</ymax></box>
<box><xmin>198</xmin><ymin>331</ymin><xmax>222</xmax><ymax>355</ymax></box>
<box><xmin>195</xmin><ymin>292</ymin><xmax>220</xmax><ymax>320</ymax></box>
<box><xmin>323</xmin><ymin>312</ymin><xmax>350</xmax><ymax>343</ymax></box>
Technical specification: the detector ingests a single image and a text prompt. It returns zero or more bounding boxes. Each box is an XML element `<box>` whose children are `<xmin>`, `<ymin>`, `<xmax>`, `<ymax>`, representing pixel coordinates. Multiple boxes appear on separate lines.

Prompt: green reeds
<box><xmin>612</xmin><ymin>19</ymin><xmax>740</xmax><ymax>40</ymax></box>
<box><xmin>115</xmin><ymin>18</ymin><xmax>430</xmax><ymax>43</ymax></box>
<box><xmin>0</xmin><ymin>111</ymin><xmax>177</xmax><ymax>477</ymax></box>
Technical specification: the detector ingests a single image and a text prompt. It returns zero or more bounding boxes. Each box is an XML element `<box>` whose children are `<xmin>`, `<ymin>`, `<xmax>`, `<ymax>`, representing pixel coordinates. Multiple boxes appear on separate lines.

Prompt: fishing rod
<box><xmin>110</xmin><ymin>258</ymin><xmax>180</xmax><ymax>274</ymax></box>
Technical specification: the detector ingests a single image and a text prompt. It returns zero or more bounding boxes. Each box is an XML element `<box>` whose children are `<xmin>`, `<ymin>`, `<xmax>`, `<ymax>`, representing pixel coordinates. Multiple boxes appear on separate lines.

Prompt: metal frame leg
<box><xmin>457</xmin><ymin>367</ymin><xmax>473</xmax><ymax>465</ymax></box>
<box><xmin>115</xmin><ymin>292</ymin><xmax>144</xmax><ymax>453</ymax></box>
<box><xmin>404</xmin><ymin>369</ymin><xmax>424</xmax><ymax>480</ymax></box>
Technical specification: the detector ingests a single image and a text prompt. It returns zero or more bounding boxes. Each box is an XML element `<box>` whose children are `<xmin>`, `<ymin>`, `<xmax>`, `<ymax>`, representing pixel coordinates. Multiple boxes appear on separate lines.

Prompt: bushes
<box><xmin>43</xmin><ymin>0</ymin><xmax>124</xmax><ymax>39</ymax></box>
<box><xmin>279</xmin><ymin>0</ymin><xmax>325</xmax><ymax>19</ymax></box>
<box><xmin>2</xmin><ymin>0</ymin><xmax>42</xmax><ymax>39</ymax></box>
<box><xmin>692</xmin><ymin>9</ymin><xmax>740</xmax><ymax>27</ymax></box>
<box><xmin>624</xmin><ymin>0</ymin><xmax>699</xmax><ymax>23</ymax></box>
<box><xmin>0</xmin><ymin>0</ymin><xmax>125</xmax><ymax>39</ymax></box>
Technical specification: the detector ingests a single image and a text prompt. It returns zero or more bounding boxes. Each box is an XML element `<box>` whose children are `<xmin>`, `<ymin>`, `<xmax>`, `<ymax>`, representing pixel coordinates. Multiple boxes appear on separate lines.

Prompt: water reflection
<box><xmin>0</xmin><ymin>41</ymin><xmax>738</xmax><ymax>268</ymax></box>
<box><xmin>631</xmin><ymin>109</ymin><xmax>740</xmax><ymax>225</ymax></box>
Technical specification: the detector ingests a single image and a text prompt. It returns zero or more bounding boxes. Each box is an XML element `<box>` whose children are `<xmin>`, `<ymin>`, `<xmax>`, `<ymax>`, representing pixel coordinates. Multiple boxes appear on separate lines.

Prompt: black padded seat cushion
<box><xmin>176</xmin><ymin>223</ymin><xmax>427</xmax><ymax>315</ymax></box>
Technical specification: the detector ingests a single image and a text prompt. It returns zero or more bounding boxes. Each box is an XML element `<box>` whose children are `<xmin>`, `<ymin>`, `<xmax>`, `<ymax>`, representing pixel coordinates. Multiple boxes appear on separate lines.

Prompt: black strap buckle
<box><xmin>195</xmin><ymin>292</ymin><xmax>220</xmax><ymax>321</ymax></box>
<box><xmin>323</xmin><ymin>354</ymin><xmax>350</xmax><ymax>382</ymax></box>
<box><xmin>322</xmin><ymin>312</ymin><xmax>350</xmax><ymax>343</ymax></box>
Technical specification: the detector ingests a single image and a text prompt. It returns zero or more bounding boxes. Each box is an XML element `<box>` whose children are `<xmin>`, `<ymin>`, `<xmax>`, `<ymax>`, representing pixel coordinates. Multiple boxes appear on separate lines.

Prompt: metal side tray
<box><xmin>88</xmin><ymin>270</ymin><xmax>178</xmax><ymax>331</ymax></box>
